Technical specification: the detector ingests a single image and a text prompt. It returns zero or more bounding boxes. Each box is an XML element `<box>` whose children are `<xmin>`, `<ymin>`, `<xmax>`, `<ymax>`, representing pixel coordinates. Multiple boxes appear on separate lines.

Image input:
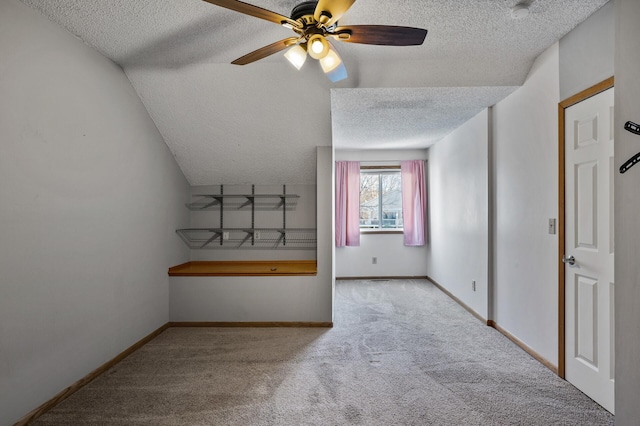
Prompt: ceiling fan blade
<box><xmin>201</xmin><ymin>0</ymin><xmax>301</xmax><ymax>28</ymax></box>
<box><xmin>231</xmin><ymin>37</ymin><xmax>299</xmax><ymax>65</ymax></box>
<box><xmin>333</xmin><ymin>25</ymin><xmax>427</xmax><ymax>46</ymax></box>
<box><xmin>314</xmin><ymin>0</ymin><xmax>356</xmax><ymax>27</ymax></box>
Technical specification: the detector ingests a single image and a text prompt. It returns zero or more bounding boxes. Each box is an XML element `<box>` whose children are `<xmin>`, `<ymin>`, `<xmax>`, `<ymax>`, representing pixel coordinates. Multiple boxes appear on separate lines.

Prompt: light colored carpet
<box><xmin>34</xmin><ymin>279</ymin><xmax>614</xmax><ymax>425</ymax></box>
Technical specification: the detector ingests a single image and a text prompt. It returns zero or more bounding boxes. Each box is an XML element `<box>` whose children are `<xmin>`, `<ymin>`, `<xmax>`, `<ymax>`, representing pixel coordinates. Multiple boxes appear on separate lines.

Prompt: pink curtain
<box><xmin>335</xmin><ymin>161</ymin><xmax>360</xmax><ymax>247</ymax></box>
<box><xmin>401</xmin><ymin>160</ymin><xmax>426</xmax><ymax>246</ymax></box>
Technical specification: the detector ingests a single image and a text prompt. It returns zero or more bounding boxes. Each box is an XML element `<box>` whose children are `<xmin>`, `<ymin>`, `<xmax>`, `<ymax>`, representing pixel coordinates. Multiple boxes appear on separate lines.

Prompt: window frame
<box><xmin>359</xmin><ymin>165</ymin><xmax>403</xmax><ymax>234</ymax></box>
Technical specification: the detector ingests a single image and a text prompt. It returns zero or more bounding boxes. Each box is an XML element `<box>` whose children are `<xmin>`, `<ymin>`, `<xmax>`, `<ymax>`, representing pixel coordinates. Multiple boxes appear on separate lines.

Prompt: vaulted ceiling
<box><xmin>21</xmin><ymin>0</ymin><xmax>608</xmax><ymax>184</ymax></box>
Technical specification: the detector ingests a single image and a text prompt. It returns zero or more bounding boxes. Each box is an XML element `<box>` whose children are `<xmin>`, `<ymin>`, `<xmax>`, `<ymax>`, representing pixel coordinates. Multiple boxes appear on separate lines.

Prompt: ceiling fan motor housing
<box><xmin>291</xmin><ymin>1</ymin><xmax>318</xmax><ymax>21</ymax></box>
<box><xmin>290</xmin><ymin>1</ymin><xmax>336</xmax><ymax>29</ymax></box>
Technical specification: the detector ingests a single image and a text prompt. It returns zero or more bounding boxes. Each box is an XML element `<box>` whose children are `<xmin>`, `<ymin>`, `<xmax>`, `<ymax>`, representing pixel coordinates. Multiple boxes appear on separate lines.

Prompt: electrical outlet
<box><xmin>472</xmin><ymin>280</ymin><xmax>476</xmax><ymax>291</ymax></box>
<box><xmin>223</xmin><ymin>232</ymin><xmax>229</xmax><ymax>240</ymax></box>
<box><xmin>254</xmin><ymin>230</ymin><xmax>261</xmax><ymax>240</ymax></box>
<box><xmin>372</xmin><ymin>257</ymin><xmax>377</xmax><ymax>265</ymax></box>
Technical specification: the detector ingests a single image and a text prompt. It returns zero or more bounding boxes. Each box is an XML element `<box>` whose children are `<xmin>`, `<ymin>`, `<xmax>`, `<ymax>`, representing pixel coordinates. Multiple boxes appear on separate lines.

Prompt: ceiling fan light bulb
<box><xmin>308</xmin><ymin>35</ymin><xmax>329</xmax><ymax>59</ymax></box>
<box><xmin>310</xmin><ymin>39</ymin><xmax>324</xmax><ymax>54</ymax></box>
<box><xmin>284</xmin><ymin>44</ymin><xmax>307</xmax><ymax>70</ymax></box>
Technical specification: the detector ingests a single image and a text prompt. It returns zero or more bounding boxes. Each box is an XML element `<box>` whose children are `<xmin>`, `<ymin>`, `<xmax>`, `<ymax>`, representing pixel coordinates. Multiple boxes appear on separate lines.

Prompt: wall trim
<box><xmin>336</xmin><ymin>276</ymin><xmax>428</xmax><ymax>281</ymax></box>
<box><xmin>488</xmin><ymin>320</ymin><xmax>558</xmax><ymax>374</ymax></box>
<box><xmin>426</xmin><ymin>276</ymin><xmax>558</xmax><ymax>374</ymax></box>
<box><xmin>557</xmin><ymin>76</ymin><xmax>614</xmax><ymax>378</ymax></box>
<box><xmin>169</xmin><ymin>322</ymin><xmax>333</xmax><ymax>328</ymax></box>
<box><xmin>15</xmin><ymin>322</ymin><xmax>171</xmax><ymax>426</ymax></box>
<box><xmin>425</xmin><ymin>276</ymin><xmax>487</xmax><ymax>324</ymax></box>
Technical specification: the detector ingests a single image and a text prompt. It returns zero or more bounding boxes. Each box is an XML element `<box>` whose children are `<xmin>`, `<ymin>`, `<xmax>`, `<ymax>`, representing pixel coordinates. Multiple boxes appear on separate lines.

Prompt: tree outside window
<box><xmin>360</xmin><ymin>170</ymin><xmax>403</xmax><ymax>230</ymax></box>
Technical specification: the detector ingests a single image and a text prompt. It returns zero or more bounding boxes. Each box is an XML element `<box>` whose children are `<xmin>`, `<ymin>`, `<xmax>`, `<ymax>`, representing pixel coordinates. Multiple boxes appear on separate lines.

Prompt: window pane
<box><xmin>381</xmin><ymin>173</ymin><xmax>403</xmax><ymax>228</ymax></box>
<box><xmin>360</xmin><ymin>174</ymin><xmax>379</xmax><ymax>229</ymax></box>
<box><xmin>359</xmin><ymin>171</ymin><xmax>403</xmax><ymax>230</ymax></box>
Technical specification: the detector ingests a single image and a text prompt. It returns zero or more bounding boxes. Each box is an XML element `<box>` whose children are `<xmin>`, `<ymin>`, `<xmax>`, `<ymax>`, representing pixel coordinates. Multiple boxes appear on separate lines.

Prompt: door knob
<box><xmin>562</xmin><ymin>255</ymin><xmax>576</xmax><ymax>266</ymax></box>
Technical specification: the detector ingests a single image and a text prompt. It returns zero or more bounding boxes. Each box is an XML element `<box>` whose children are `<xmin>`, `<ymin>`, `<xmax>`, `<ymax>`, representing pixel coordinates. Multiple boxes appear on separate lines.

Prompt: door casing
<box><xmin>557</xmin><ymin>76</ymin><xmax>614</xmax><ymax>378</ymax></box>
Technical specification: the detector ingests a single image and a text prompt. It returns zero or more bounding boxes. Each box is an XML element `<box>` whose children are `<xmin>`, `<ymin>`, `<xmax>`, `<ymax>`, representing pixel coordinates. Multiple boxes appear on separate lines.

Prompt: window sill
<box><xmin>360</xmin><ymin>230</ymin><xmax>403</xmax><ymax>235</ymax></box>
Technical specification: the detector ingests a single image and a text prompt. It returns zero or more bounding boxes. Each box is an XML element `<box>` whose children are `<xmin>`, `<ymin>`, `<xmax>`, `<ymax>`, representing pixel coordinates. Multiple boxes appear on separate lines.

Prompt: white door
<box><xmin>564</xmin><ymin>87</ymin><xmax>614</xmax><ymax>413</ymax></box>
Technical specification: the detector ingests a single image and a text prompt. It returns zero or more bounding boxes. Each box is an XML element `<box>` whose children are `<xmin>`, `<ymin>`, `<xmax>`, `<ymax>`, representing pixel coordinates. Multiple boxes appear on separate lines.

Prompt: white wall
<box><xmin>336</xmin><ymin>233</ymin><xmax>429</xmax><ymax>278</ymax></box>
<box><xmin>426</xmin><ymin>110</ymin><xmax>489</xmax><ymax>319</ymax></box>
<box><xmin>492</xmin><ymin>43</ymin><xmax>560</xmax><ymax>365</ymax></box>
<box><xmin>0</xmin><ymin>1</ymin><xmax>189</xmax><ymax>423</ymax></box>
<box><xmin>317</xmin><ymin>146</ymin><xmax>335</xmax><ymax>321</ymax></box>
<box><xmin>559</xmin><ymin>1</ymin><xmax>614</xmax><ymax>101</ymax></box>
<box><xmin>614</xmin><ymin>0</ymin><xmax>640</xmax><ymax>421</ymax></box>
<box><xmin>169</xmin><ymin>275</ymin><xmax>327</xmax><ymax>321</ymax></box>
<box><xmin>335</xmin><ymin>149</ymin><xmax>428</xmax><ymax>163</ymax></box>
<box><xmin>334</xmin><ymin>149</ymin><xmax>429</xmax><ymax>278</ymax></box>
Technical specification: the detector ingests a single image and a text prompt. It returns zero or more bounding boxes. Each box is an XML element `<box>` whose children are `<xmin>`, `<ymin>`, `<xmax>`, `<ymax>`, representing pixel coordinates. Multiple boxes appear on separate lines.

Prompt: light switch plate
<box><xmin>548</xmin><ymin>218</ymin><xmax>556</xmax><ymax>235</ymax></box>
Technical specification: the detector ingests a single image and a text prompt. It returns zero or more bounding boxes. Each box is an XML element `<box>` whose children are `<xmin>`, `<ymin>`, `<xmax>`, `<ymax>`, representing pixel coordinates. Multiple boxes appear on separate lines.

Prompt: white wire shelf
<box><xmin>176</xmin><ymin>228</ymin><xmax>316</xmax><ymax>250</ymax></box>
<box><xmin>186</xmin><ymin>194</ymin><xmax>300</xmax><ymax>211</ymax></box>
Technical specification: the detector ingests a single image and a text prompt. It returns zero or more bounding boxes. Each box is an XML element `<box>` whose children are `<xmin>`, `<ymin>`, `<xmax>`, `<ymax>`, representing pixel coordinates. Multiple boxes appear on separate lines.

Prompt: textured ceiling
<box><xmin>331</xmin><ymin>87</ymin><xmax>519</xmax><ymax>150</ymax></box>
<box><xmin>20</xmin><ymin>0</ymin><xmax>609</xmax><ymax>184</ymax></box>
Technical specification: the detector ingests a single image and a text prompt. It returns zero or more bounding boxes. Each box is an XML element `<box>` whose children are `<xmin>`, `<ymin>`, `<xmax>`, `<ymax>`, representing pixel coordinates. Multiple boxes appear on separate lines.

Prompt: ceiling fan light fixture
<box><xmin>320</xmin><ymin>48</ymin><xmax>341</xmax><ymax>73</ymax></box>
<box><xmin>320</xmin><ymin>45</ymin><xmax>347</xmax><ymax>82</ymax></box>
<box><xmin>325</xmin><ymin>60</ymin><xmax>348</xmax><ymax>82</ymax></box>
<box><xmin>284</xmin><ymin>44</ymin><xmax>308</xmax><ymax>70</ymax></box>
<box><xmin>202</xmin><ymin>0</ymin><xmax>428</xmax><ymax>81</ymax></box>
<box><xmin>308</xmin><ymin>34</ymin><xmax>330</xmax><ymax>59</ymax></box>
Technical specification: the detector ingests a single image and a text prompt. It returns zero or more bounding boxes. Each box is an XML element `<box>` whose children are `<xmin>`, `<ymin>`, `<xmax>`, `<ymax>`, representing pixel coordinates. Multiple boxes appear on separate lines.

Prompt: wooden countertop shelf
<box><xmin>168</xmin><ymin>260</ymin><xmax>317</xmax><ymax>277</ymax></box>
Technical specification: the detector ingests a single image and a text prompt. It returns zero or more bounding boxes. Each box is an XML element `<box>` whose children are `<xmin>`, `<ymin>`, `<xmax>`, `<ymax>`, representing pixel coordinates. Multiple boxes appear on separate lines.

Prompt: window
<box><xmin>359</xmin><ymin>169</ymin><xmax>403</xmax><ymax>230</ymax></box>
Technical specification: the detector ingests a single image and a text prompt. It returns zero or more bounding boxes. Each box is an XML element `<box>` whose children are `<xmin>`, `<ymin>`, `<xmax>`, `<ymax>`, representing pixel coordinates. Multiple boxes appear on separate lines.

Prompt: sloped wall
<box><xmin>0</xmin><ymin>0</ymin><xmax>189</xmax><ymax>423</ymax></box>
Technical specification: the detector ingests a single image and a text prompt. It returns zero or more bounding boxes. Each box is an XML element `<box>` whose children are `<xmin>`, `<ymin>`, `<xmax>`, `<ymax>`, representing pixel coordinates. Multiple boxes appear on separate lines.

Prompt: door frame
<box><xmin>557</xmin><ymin>76</ymin><xmax>614</xmax><ymax>378</ymax></box>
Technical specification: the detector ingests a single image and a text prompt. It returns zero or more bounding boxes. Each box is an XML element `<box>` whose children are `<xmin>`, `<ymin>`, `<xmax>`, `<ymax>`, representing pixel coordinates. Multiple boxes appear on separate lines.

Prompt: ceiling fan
<box><xmin>201</xmin><ymin>0</ymin><xmax>428</xmax><ymax>82</ymax></box>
